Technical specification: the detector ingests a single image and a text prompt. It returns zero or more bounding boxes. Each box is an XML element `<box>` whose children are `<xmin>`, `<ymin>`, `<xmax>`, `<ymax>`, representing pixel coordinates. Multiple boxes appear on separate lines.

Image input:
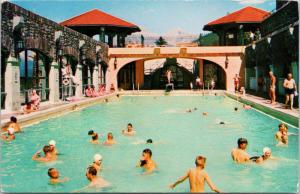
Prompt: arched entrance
<box><xmin>203</xmin><ymin>60</ymin><xmax>226</xmax><ymax>89</ymax></box>
<box><xmin>1</xmin><ymin>48</ymin><xmax>9</xmax><ymax>109</ymax></box>
<box><xmin>117</xmin><ymin>61</ymin><xmax>135</xmax><ymax>90</ymax></box>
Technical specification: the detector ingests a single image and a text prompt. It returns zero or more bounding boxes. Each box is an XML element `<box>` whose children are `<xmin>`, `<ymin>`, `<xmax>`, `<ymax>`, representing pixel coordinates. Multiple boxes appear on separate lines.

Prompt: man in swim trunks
<box><xmin>269</xmin><ymin>71</ymin><xmax>276</xmax><ymax>105</ymax></box>
<box><xmin>137</xmin><ymin>148</ymin><xmax>157</xmax><ymax>175</ymax></box>
<box><xmin>283</xmin><ymin>73</ymin><xmax>297</xmax><ymax>110</ymax></box>
<box><xmin>122</xmin><ymin>123</ymin><xmax>136</xmax><ymax>136</ymax></box>
<box><xmin>275</xmin><ymin>123</ymin><xmax>288</xmax><ymax>145</ymax></box>
<box><xmin>250</xmin><ymin>147</ymin><xmax>273</xmax><ymax>163</ymax></box>
<box><xmin>88</xmin><ymin>130</ymin><xmax>99</xmax><ymax>144</ymax></box>
<box><xmin>48</xmin><ymin>168</ymin><xmax>69</xmax><ymax>184</ymax></box>
<box><xmin>169</xmin><ymin>155</ymin><xmax>220</xmax><ymax>193</ymax></box>
<box><xmin>91</xmin><ymin>154</ymin><xmax>103</xmax><ymax>172</ymax></box>
<box><xmin>231</xmin><ymin>138</ymin><xmax>250</xmax><ymax>163</ymax></box>
<box><xmin>32</xmin><ymin>145</ymin><xmax>57</xmax><ymax>162</ymax></box>
<box><xmin>85</xmin><ymin>166</ymin><xmax>110</xmax><ymax>188</ymax></box>
<box><xmin>233</xmin><ymin>74</ymin><xmax>240</xmax><ymax>92</ymax></box>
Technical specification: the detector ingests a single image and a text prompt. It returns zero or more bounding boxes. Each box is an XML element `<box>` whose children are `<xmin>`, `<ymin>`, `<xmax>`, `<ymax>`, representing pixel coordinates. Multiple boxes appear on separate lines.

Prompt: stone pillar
<box><xmin>75</xmin><ymin>63</ymin><xmax>83</xmax><ymax>98</ymax></box>
<box><xmin>117</xmin><ymin>35</ymin><xmax>121</xmax><ymax>47</ymax></box>
<box><xmin>135</xmin><ymin>60</ymin><xmax>144</xmax><ymax>88</ymax></box>
<box><xmin>49</xmin><ymin>61</ymin><xmax>60</xmax><ymax>103</ymax></box>
<box><xmin>105</xmin><ymin>60</ymin><xmax>117</xmax><ymax>91</ymax></box>
<box><xmin>198</xmin><ymin>59</ymin><xmax>204</xmax><ymax>81</ymax></box>
<box><xmin>93</xmin><ymin>65</ymin><xmax>99</xmax><ymax>88</ymax></box>
<box><xmin>38</xmin><ymin>59</ymin><xmax>47</xmax><ymax>101</ymax></box>
<box><xmin>5</xmin><ymin>56</ymin><xmax>21</xmax><ymax>111</ymax></box>
<box><xmin>108</xmin><ymin>34</ymin><xmax>114</xmax><ymax>47</ymax></box>
<box><xmin>87</xmin><ymin>66</ymin><xmax>91</xmax><ymax>85</ymax></box>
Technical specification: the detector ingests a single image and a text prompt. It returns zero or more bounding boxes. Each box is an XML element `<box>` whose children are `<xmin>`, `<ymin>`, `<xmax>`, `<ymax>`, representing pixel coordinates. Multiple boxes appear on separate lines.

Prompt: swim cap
<box><xmin>8</xmin><ymin>127</ymin><xmax>14</xmax><ymax>135</ymax></box>
<box><xmin>146</xmin><ymin>139</ymin><xmax>153</xmax><ymax>144</ymax></box>
<box><xmin>94</xmin><ymin>154</ymin><xmax>102</xmax><ymax>162</ymax></box>
<box><xmin>263</xmin><ymin>147</ymin><xmax>271</xmax><ymax>154</ymax></box>
<box><xmin>49</xmin><ymin>140</ymin><xmax>56</xmax><ymax>146</ymax></box>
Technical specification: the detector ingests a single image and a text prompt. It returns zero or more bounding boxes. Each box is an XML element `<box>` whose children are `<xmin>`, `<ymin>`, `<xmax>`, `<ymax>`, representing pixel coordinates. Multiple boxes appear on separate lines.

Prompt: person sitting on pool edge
<box><xmin>137</xmin><ymin>148</ymin><xmax>157</xmax><ymax>175</ymax></box>
<box><xmin>231</xmin><ymin>138</ymin><xmax>250</xmax><ymax>163</ymax></box>
<box><xmin>122</xmin><ymin>123</ymin><xmax>135</xmax><ymax>136</ymax></box>
<box><xmin>169</xmin><ymin>155</ymin><xmax>220</xmax><ymax>193</ymax></box>
<box><xmin>32</xmin><ymin>145</ymin><xmax>57</xmax><ymax>162</ymax></box>
<box><xmin>48</xmin><ymin>168</ymin><xmax>69</xmax><ymax>184</ymax></box>
<box><xmin>275</xmin><ymin>123</ymin><xmax>288</xmax><ymax>145</ymax></box>
<box><xmin>88</xmin><ymin>130</ymin><xmax>99</xmax><ymax>144</ymax></box>
<box><xmin>103</xmin><ymin>132</ymin><xmax>116</xmax><ymax>146</ymax></box>
<box><xmin>91</xmin><ymin>154</ymin><xmax>103</xmax><ymax>172</ymax></box>
<box><xmin>1</xmin><ymin>128</ymin><xmax>15</xmax><ymax>141</ymax></box>
<box><xmin>250</xmin><ymin>147</ymin><xmax>273</xmax><ymax>164</ymax></box>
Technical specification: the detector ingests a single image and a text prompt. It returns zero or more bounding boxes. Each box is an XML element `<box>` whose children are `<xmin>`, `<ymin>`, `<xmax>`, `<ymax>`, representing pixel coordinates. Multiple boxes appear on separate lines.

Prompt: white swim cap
<box><xmin>94</xmin><ymin>154</ymin><xmax>102</xmax><ymax>162</ymax></box>
<box><xmin>263</xmin><ymin>147</ymin><xmax>271</xmax><ymax>154</ymax></box>
<box><xmin>8</xmin><ymin>127</ymin><xmax>14</xmax><ymax>135</ymax></box>
<box><xmin>49</xmin><ymin>140</ymin><xmax>56</xmax><ymax>146</ymax></box>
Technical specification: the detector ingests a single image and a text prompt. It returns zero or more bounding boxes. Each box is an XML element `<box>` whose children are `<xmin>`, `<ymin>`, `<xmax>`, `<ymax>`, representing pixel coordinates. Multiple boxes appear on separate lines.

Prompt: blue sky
<box><xmin>10</xmin><ymin>0</ymin><xmax>276</xmax><ymax>35</ymax></box>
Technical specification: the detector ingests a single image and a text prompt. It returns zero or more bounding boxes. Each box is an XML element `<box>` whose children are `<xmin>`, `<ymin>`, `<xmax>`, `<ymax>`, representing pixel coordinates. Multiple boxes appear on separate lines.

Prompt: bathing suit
<box><xmin>92</xmin><ymin>133</ymin><xmax>98</xmax><ymax>141</ymax></box>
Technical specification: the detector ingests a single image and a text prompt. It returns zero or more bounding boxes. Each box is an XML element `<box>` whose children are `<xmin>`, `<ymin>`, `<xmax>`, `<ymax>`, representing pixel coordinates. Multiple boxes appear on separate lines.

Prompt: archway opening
<box><xmin>1</xmin><ymin>48</ymin><xmax>9</xmax><ymax>109</ymax></box>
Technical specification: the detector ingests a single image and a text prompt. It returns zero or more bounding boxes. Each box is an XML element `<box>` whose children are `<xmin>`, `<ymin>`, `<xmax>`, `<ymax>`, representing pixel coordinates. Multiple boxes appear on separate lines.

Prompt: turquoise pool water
<box><xmin>1</xmin><ymin>95</ymin><xmax>298</xmax><ymax>192</ymax></box>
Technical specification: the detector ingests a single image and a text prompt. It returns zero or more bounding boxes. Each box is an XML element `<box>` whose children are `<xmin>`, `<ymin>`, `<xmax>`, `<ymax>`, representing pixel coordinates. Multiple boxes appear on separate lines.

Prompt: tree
<box><xmin>155</xmin><ymin>36</ymin><xmax>168</xmax><ymax>46</ymax></box>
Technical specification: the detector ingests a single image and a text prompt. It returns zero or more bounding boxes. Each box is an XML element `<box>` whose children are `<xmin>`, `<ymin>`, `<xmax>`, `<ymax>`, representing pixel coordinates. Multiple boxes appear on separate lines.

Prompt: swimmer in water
<box><xmin>91</xmin><ymin>154</ymin><xmax>103</xmax><ymax>172</ymax></box>
<box><xmin>6</xmin><ymin>116</ymin><xmax>21</xmax><ymax>133</ymax></box>
<box><xmin>32</xmin><ymin>145</ymin><xmax>57</xmax><ymax>162</ymax></box>
<box><xmin>219</xmin><ymin>121</ymin><xmax>225</xmax><ymax>125</ymax></box>
<box><xmin>275</xmin><ymin>123</ymin><xmax>288</xmax><ymax>145</ymax></box>
<box><xmin>169</xmin><ymin>155</ymin><xmax>220</xmax><ymax>193</ymax></box>
<box><xmin>103</xmin><ymin>132</ymin><xmax>116</xmax><ymax>146</ymax></box>
<box><xmin>88</xmin><ymin>130</ymin><xmax>99</xmax><ymax>144</ymax></box>
<box><xmin>48</xmin><ymin>168</ymin><xmax>69</xmax><ymax>184</ymax></box>
<box><xmin>234</xmin><ymin>107</ymin><xmax>238</xmax><ymax>111</ymax></box>
<box><xmin>122</xmin><ymin>123</ymin><xmax>136</xmax><ymax>136</ymax></box>
<box><xmin>202</xmin><ymin>112</ymin><xmax>208</xmax><ymax>116</ymax></box>
<box><xmin>186</xmin><ymin>109</ymin><xmax>192</xmax><ymax>113</ymax></box>
<box><xmin>49</xmin><ymin>140</ymin><xmax>58</xmax><ymax>156</ymax></box>
<box><xmin>86</xmin><ymin>166</ymin><xmax>110</xmax><ymax>188</ymax></box>
<box><xmin>1</xmin><ymin>127</ymin><xmax>15</xmax><ymax>141</ymax></box>
<box><xmin>137</xmin><ymin>148</ymin><xmax>157</xmax><ymax>175</ymax></box>
<box><xmin>146</xmin><ymin>139</ymin><xmax>153</xmax><ymax>144</ymax></box>
<box><xmin>231</xmin><ymin>138</ymin><xmax>250</xmax><ymax>163</ymax></box>
<box><xmin>250</xmin><ymin>147</ymin><xmax>273</xmax><ymax>163</ymax></box>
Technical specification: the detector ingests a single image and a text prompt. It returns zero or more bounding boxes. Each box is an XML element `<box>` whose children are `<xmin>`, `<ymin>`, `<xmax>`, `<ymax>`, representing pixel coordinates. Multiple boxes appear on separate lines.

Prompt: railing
<box><xmin>60</xmin><ymin>85</ymin><xmax>77</xmax><ymax>101</ymax></box>
<box><xmin>262</xmin><ymin>1</ymin><xmax>298</xmax><ymax>36</ymax></box>
<box><xmin>21</xmin><ymin>88</ymin><xmax>50</xmax><ymax>104</ymax></box>
<box><xmin>1</xmin><ymin>92</ymin><xmax>7</xmax><ymax>109</ymax></box>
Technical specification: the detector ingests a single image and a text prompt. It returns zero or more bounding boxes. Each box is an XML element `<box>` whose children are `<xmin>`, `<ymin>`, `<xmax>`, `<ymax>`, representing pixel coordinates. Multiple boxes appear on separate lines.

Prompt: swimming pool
<box><xmin>1</xmin><ymin>95</ymin><xmax>298</xmax><ymax>192</ymax></box>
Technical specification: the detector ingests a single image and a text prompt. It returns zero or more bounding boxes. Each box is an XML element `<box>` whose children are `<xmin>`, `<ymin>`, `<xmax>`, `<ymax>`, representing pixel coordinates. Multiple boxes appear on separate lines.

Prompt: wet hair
<box><xmin>48</xmin><ymin>168</ymin><xmax>55</xmax><ymax>178</ymax></box>
<box><xmin>88</xmin><ymin>130</ymin><xmax>94</xmax><ymax>135</ymax></box>
<box><xmin>146</xmin><ymin>139</ymin><xmax>153</xmax><ymax>144</ymax></box>
<box><xmin>87</xmin><ymin>166</ymin><xmax>97</xmax><ymax>176</ymax></box>
<box><xmin>278</xmin><ymin>123</ymin><xmax>288</xmax><ymax>130</ymax></box>
<box><xmin>237</xmin><ymin>138</ymin><xmax>248</xmax><ymax>148</ymax></box>
<box><xmin>143</xmin><ymin>148</ymin><xmax>152</xmax><ymax>157</ymax></box>
<box><xmin>10</xmin><ymin>116</ymin><xmax>17</xmax><ymax>123</ymax></box>
<box><xmin>26</xmin><ymin>102</ymin><xmax>32</xmax><ymax>106</ymax></box>
<box><xmin>195</xmin><ymin>155</ymin><xmax>206</xmax><ymax>166</ymax></box>
<box><xmin>234</xmin><ymin>107</ymin><xmax>238</xmax><ymax>111</ymax></box>
<box><xmin>116</xmin><ymin>94</ymin><xmax>120</xmax><ymax>98</ymax></box>
<box><xmin>43</xmin><ymin>145</ymin><xmax>52</xmax><ymax>154</ymax></box>
<box><xmin>128</xmin><ymin>123</ymin><xmax>132</xmax><ymax>127</ymax></box>
<box><xmin>220</xmin><ymin>121</ymin><xmax>225</xmax><ymax>125</ymax></box>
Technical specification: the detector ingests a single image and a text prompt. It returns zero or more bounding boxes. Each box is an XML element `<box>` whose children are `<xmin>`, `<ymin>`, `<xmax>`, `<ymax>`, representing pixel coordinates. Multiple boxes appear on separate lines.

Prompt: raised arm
<box><xmin>169</xmin><ymin>170</ymin><xmax>190</xmax><ymax>189</ymax></box>
<box><xmin>204</xmin><ymin>172</ymin><xmax>221</xmax><ymax>193</ymax></box>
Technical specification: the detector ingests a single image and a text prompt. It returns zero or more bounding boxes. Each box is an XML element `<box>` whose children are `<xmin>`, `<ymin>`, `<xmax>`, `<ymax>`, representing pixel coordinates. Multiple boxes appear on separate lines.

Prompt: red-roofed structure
<box><xmin>203</xmin><ymin>6</ymin><xmax>270</xmax><ymax>46</ymax></box>
<box><xmin>60</xmin><ymin>9</ymin><xmax>141</xmax><ymax>47</ymax></box>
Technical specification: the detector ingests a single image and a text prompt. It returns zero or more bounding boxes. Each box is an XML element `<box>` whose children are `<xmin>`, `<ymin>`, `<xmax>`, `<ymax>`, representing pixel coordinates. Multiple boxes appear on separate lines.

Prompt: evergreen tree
<box><xmin>155</xmin><ymin>36</ymin><xmax>168</xmax><ymax>46</ymax></box>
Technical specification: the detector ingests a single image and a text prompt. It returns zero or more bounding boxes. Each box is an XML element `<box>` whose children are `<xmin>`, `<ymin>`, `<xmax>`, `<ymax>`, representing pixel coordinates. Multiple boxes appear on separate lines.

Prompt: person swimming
<box><xmin>49</xmin><ymin>140</ymin><xmax>58</xmax><ymax>156</ymax></box>
<box><xmin>91</xmin><ymin>154</ymin><xmax>103</xmax><ymax>172</ymax></box>
<box><xmin>48</xmin><ymin>168</ymin><xmax>69</xmax><ymax>184</ymax></box>
<box><xmin>103</xmin><ymin>132</ymin><xmax>116</xmax><ymax>146</ymax></box>
<box><xmin>88</xmin><ymin>130</ymin><xmax>99</xmax><ymax>144</ymax></box>
<box><xmin>234</xmin><ymin>107</ymin><xmax>238</xmax><ymax>111</ymax></box>
<box><xmin>250</xmin><ymin>147</ymin><xmax>273</xmax><ymax>163</ymax></box>
<box><xmin>122</xmin><ymin>123</ymin><xmax>136</xmax><ymax>136</ymax></box>
<box><xmin>146</xmin><ymin>139</ymin><xmax>153</xmax><ymax>144</ymax></box>
<box><xmin>137</xmin><ymin>148</ymin><xmax>157</xmax><ymax>175</ymax></box>
<box><xmin>32</xmin><ymin>145</ymin><xmax>57</xmax><ymax>162</ymax></box>
<box><xmin>275</xmin><ymin>123</ymin><xmax>288</xmax><ymax>145</ymax></box>
<box><xmin>202</xmin><ymin>112</ymin><xmax>208</xmax><ymax>116</ymax></box>
<box><xmin>219</xmin><ymin>121</ymin><xmax>225</xmax><ymax>125</ymax></box>
<box><xmin>231</xmin><ymin>138</ymin><xmax>250</xmax><ymax>163</ymax></box>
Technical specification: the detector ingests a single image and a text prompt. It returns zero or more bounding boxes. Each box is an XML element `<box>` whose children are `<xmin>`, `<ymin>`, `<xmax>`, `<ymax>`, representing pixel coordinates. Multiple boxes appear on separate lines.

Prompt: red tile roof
<box><xmin>60</xmin><ymin>9</ymin><xmax>139</xmax><ymax>28</ymax></box>
<box><xmin>206</xmin><ymin>6</ymin><xmax>270</xmax><ymax>26</ymax></box>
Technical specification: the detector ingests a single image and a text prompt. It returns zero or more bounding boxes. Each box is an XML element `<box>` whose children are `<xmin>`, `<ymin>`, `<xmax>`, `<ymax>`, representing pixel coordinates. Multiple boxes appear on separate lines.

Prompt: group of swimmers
<box><xmin>1</xmin><ymin>106</ymin><xmax>294</xmax><ymax>193</ymax></box>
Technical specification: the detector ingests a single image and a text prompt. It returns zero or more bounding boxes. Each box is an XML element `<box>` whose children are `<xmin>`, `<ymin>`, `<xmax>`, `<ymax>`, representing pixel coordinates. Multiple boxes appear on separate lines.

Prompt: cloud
<box><xmin>232</xmin><ymin>0</ymin><xmax>267</xmax><ymax>5</ymax></box>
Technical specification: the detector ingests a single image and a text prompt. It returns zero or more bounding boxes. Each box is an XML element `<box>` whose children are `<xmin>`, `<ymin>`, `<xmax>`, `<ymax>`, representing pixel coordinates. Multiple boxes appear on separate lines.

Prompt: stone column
<box><xmin>93</xmin><ymin>65</ymin><xmax>99</xmax><ymax>88</ymax></box>
<box><xmin>117</xmin><ymin>35</ymin><xmax>121</xmax><ymax>47</ymax></box>
<box><xmin>87</xmin><ymin>66</ymin><xmax>91</xmax><ymax>85</ymax></box>
<box><xmin>105</xmin><ymin>60</ymin><xmax>117</xmax><ymax>91</ymax></box>
<box><xmin>49</xmin><ymin>61</ymin><xmax>60</xmax><ymax>103</ymax></box>
<box><xmin>198</xmin><ymin>59</ymin><xmax>204</xmax><ymax>81</ymax></box>
<box><xmin>135</xmin><ymin>60</ymin><xmax>144</xmax><ymax>88</ymax></box>
<box><xmin>75</xmin><ymin>63</ymin><xmax>83</xmax><ymax>98</ymax></box>
<box><xmin>108</xmin><ymin>34</ymin><xmax>114</xmax><ymax>47</ymax></box>
<box><xmin>5</xmin><ymin>56</ymin><xmax>21</xmax><ymax>111</ymax></box>
<box><xmin>38</xmin><ymin>59</ymin><xmax>47</xmax><ymax>101</ymax></box>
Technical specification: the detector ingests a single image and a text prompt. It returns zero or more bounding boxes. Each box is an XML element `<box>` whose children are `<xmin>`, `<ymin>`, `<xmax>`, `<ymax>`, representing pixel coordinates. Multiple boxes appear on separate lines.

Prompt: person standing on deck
<box><xmin>166</xmin><ymin>70</ymin><xmax>172</xmax><ymax>84</ymax></box>
<box><xmin>283</xmin><ymin>73</ymin><xmax>297</xmax><ymax>110</ymax></box>
<box><xmin>269</xmin><ymin>71</ymin><xmax>276</xmax><ymax>105</ymax></box>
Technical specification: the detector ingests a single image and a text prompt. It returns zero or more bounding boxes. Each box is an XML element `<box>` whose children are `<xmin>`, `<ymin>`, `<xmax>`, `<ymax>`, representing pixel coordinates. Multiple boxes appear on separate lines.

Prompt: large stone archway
<box><xmin>106</xmin><ymin>46</ymin><xmax>245</xmax><ymax>91</ymax></box>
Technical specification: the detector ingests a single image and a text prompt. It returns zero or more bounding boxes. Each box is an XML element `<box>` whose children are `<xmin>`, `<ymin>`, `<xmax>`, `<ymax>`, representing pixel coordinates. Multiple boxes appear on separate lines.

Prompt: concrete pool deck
<box><xmin>1</xmin><ymin>90</ymin><xmax>298</xmax><ymax>128</ymax></box>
